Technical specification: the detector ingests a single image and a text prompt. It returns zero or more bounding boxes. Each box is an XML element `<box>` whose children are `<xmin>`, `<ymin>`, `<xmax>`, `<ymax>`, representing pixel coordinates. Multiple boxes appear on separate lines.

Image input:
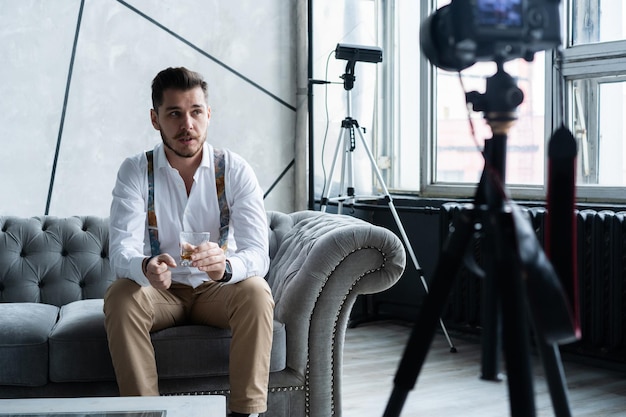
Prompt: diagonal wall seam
<box><xmin>45</xmin><ymin>0</ymin><xmax>85</xmax><ymax>215</ymax></box>
<box><xmin>116</xmin><ymin>0</ymin><xmax>296</xmax><ymax>112</ymax></box>
<box><xmin>264</xmin><ymin>159</ymin><xmax>295</xmax><ymax>200</ymax></box>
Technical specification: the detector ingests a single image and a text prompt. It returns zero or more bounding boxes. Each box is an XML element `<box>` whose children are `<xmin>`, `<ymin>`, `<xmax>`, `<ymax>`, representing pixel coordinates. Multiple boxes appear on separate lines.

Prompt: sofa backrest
<box><xmin>266</xmin><ymin>211</ymin><xmax>294</xmax><ymax>261</ymax></box>
<box><xmin>0</xmin><ymin>216</ymin><xmax>113</xmax><ymax>307</ymax></box>
<box><xmin>1</xmin><ymin>212</ymin><xmax>288</xmax><ymax>308</ymax></box>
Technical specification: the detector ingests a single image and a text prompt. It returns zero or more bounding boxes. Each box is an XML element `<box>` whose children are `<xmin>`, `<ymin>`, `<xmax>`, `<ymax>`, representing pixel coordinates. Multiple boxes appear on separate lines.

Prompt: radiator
<box><xmin>439</xmin><ymin>202</ymin><xmax>626</xmax><ymax>364</ymax></box>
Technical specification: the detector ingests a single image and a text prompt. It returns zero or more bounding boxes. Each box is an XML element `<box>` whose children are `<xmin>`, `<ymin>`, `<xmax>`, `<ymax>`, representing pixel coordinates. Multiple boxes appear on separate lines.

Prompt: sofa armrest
<box><xmin>266</xmin><ymin>210</ymin><xmax>406</xmax><ymax>416</ymax></box>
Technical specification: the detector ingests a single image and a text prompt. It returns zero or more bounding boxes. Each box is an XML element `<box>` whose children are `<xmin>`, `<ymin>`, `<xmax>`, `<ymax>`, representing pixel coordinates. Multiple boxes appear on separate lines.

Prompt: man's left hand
<box><xmin>190</xmin><ymin>241</ymin><xmax>226</xmax><ymax>281</ymax></box>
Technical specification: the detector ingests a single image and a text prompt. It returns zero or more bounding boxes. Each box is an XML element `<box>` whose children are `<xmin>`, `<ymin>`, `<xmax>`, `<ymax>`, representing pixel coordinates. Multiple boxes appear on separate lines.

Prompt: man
<box><xmin>104</xmin><ymin>67</ymin><xmax>274</xmax><ymax>417</ymax></box>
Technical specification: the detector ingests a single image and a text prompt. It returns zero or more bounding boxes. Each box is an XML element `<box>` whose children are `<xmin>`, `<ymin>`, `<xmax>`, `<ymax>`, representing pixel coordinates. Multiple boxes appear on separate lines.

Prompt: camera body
<box><xmin>421</xmin><ymin>0</ymin><xmax>561</xmax><ymax>71</ymax></box>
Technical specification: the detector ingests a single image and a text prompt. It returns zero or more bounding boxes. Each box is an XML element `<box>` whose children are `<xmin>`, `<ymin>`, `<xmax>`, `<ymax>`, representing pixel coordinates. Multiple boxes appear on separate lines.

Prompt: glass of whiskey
<box><xmin>179</xmin><ymin>231</ymin><xmax>211</xmax><ymax>267</ymax></box>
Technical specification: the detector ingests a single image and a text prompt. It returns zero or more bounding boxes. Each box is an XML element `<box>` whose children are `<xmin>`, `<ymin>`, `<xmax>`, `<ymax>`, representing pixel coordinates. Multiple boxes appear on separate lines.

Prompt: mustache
<box><xmin>174</xmin><ymin>132</ymin><xmax>199</xmax><ymax>140</ymax></box>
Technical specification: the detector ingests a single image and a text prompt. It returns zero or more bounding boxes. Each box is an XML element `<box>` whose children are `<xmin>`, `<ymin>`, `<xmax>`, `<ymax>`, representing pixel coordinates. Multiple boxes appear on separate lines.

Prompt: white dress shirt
<box><xmin>109</xmin><ymin>142</ymin><xmax>270</xmax><ymax>288</ymax></box>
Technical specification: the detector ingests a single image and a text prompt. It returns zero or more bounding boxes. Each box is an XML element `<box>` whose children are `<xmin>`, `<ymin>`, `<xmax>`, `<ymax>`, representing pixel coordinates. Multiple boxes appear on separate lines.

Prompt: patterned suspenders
<box><xmin>145</xmin><ymin>151</ymin><xmax>161</xmax><ymax>255</ymax></box>
<box><xmin>145</xmin><ymin>149</ymin><xmax>230</xmax><ymax>256</ymax></box>
<box><xmin>213</xmin><ymin>149</ymin><xmax>230</xmax><ymax>251</ymax></box>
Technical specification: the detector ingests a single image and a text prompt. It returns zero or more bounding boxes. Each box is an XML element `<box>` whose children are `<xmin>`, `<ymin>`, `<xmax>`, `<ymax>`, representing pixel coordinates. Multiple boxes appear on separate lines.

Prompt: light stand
<box><xmin>319</xmin><ymin>52</ymin><xmax>456</xmax><ymax>352</ymax></box>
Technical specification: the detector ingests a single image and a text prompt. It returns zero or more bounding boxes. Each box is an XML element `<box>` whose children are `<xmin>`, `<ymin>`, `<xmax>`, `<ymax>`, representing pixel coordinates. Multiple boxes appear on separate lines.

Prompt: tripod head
<box><xmin>334</xmin><ymin>43</ymin><xmax>383</xmax><ymax>91</ymax></box>
<box><xmin>341</xmin><ymin>60</ymin><xmax>357</xmax><ymax>91</ymax></box>
<box><xmin>466</xmin><ymin>61</ymin><xmax>524</xmax><ymax>135</ymax></box>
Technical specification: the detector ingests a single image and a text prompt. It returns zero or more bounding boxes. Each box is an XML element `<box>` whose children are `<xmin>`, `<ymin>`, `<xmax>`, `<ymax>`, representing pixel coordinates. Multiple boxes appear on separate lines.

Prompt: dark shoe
<box><xmin>228</xmin><ymin>413</ymin><xmax>249</xmax><ymax>417</ymax></box>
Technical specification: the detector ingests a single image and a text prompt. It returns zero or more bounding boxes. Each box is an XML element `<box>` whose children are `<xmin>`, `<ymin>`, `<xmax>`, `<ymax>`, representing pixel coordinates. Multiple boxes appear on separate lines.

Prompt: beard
<box><xmin>161</xmin><ymin>131</ymin><xmax>206</xmax><ymax>159</ymax></box>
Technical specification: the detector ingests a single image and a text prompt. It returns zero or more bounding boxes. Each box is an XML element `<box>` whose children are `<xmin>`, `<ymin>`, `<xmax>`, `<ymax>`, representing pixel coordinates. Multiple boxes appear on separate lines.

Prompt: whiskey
<box><xmin>180</xmin><ymin>243</ymin><xmax>195</xmax><ymax>266</ymax></box>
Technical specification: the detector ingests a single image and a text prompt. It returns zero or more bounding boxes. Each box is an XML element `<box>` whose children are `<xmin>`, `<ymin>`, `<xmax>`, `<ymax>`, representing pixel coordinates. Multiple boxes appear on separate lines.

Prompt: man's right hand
<box><xmin>144</xmin><ymin>254</ymin><xmax>177</xmax><ymax>290</ymax></box>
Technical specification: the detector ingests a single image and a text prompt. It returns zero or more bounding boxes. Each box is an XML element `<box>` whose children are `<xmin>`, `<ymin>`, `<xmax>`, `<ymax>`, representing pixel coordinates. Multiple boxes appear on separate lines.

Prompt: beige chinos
<box><xmin>103</xmin><ymin>275</ymin><xmax>274</xmax><ymax>415</ymax></box>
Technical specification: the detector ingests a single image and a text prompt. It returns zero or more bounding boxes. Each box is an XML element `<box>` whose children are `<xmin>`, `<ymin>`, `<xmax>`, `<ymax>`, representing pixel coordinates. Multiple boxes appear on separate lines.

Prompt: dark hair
<box><xmin>151</xmin><ymin>67</ymin><xmax>208</xmax><ymax>111</ymax></box>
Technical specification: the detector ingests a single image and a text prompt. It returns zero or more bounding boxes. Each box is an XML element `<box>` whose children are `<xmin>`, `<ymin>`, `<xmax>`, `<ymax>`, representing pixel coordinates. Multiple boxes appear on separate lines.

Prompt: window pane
<box><xmin>435</xmin><ymin>54</ymin><xmax>546</xmax><ymax>186</ymax></box>
<box><xmin>435</xmin><ymin>66</ymin><xmax>486</xmax><ymax>184</ymax></box>
<box><xmin>572</xmin><ymin>0</ymin><xmax>626</xmax><ymax>45</ymax></box>
<box><xmin>392</xmin><ymin>0</ymin><xmax>421</xmax><ymax>191</ymax></box>
<box><xmin>573</xmin><ymin>78</ymin><xmax>626</xmax><ymax>186</ymax></box>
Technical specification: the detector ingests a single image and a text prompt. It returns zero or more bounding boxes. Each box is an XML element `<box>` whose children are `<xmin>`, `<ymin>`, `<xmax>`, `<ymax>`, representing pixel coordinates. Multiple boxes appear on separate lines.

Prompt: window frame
<box><xmin>380</xmin><ymin>0</ymin><xmax>626</xmax><ymax>204</ymax></box>
<box><xmin>559</xmin><ymin>1</ymin><xmax>626</xmax><ymax>203</ymax></box>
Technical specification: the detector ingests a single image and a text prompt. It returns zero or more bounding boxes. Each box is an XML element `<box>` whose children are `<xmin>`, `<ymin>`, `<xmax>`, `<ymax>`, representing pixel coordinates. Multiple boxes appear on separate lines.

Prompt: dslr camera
<box><xmin>420</xmin><ymin>0</ymin><xmax>561</xmax><ymax>71</ymax></box>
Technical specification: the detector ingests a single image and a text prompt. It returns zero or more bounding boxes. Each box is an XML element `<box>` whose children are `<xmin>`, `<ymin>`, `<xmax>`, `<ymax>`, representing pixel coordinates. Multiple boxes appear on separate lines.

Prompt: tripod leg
<box><xmin>512</xmin><ymin>201</ymin><xmax>575</xmax><ymax>417</ymax></box>
<box><xmin>341</xmin><ymin>126</ymin><xmax>357</xmax><ymax>214</ymax></box>
<box><xmin>537</xmin><ymin>342</ymin><xmax>572</xmax><ymax>417</ymax></box>
<box><xmin>494</xmin><ymin>211</ymin><xmax>536</xmax><ymax>417</ymax></box>
<box><xmin>387</xmin><ymin>200</ymin><xmax>457</xmax><ymax>351</ymax></box>
<box><xmin>354</xmin><ymin>127</ymin><xmax>457</xmax><ymax>351</ymax></box>
<box><xmin>383</xmin><ymin>206</ymin><xmax>475</xmax><ymax>417</ymax></box>
<box><xmin>480</xmin><ymin>268</ymin><xmax>503</xmax><ymax>381</ymax></box>
<box><xmin>480</xmin><ymin>210</ymin><xmax>503</xmax><ymax>381</ymax></box>
<box><xmin>320</xmin><ymin>127</ymin><xmax>347</xmax><ymax>213</ymax></box>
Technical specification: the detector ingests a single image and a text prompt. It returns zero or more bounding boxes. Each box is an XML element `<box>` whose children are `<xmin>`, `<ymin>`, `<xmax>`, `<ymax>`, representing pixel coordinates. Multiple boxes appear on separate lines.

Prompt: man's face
<box><xmin>150</xmin><ymin>86</ymin><xmax>211</xmax><ymax>159</ymax></box>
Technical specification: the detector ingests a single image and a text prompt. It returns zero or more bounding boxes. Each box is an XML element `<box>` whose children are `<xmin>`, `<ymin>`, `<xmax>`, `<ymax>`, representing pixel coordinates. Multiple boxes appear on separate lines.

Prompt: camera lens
<box><xmin>419</xmin><ymin>4</ymin><xmax>475</xmax><ymax>72</ymax></box>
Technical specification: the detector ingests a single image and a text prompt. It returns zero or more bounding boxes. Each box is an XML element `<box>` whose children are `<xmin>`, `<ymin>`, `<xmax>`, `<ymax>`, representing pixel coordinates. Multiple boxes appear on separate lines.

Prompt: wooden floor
<box><xmin>342</xmin><ymin>320</ymin><xmax>626</xmax><ymax>417</ymax></box>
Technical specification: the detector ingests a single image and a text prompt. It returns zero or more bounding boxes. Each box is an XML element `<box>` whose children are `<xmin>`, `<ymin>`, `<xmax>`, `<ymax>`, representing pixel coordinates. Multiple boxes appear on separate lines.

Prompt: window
<box><xmin>382</xmin><ymin>0</ymin><xmax>626</xmax><ymax>203</ymax></box>
<box><xmin>563</xmin><ymin>0</ymin><xmax>626</xmax><ymax>199</ymax></box>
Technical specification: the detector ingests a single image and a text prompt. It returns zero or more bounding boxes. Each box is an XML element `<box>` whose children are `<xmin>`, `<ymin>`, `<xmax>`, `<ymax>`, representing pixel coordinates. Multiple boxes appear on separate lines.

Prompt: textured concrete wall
<box><xmin>1</xmin><ymin>0</ymin><xmax>298</xmax><ymax>216</ymax></box>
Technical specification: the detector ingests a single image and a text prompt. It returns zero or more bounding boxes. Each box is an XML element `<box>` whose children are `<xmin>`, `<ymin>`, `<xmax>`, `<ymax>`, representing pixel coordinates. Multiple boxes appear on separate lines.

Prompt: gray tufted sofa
<box><xmin>0</xmin><ymin>210</ymin><xmax>406</xmax><ymax>417</ymax></box>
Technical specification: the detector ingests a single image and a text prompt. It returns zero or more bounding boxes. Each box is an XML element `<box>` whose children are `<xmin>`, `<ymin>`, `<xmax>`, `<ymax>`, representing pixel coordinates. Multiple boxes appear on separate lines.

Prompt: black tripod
<box><xmin>383</xmin><ymin>64</ymin><xmax>579</xmax><ymax>417</ymax></box>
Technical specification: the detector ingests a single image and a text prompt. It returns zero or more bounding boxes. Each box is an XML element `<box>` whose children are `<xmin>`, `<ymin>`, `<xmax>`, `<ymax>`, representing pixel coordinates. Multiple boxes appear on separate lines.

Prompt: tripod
<box><xmin>383</xmin><ymin>64</ymin><xmax>579</xmax><ymax>417</ymax></box>
<box><xmin>320</xmin><ymin>64</ymin><xmax>456</xmax><ymax>351</ymax></box>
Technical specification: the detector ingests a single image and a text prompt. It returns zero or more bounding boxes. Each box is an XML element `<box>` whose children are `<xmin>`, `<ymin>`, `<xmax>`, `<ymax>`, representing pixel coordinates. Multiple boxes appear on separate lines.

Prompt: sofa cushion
<box><xmin>153</xmin><ymin>320</ymin><xmax>286</xmax><ymax>378</ymax></box>
<box><xmin>49</xmin><ymin>299</ymin><xmax>287</xmax><ymax>383</ymax></box>
<box><xmin>0</xmin><ymin>303</ymin><xmax>59</xmax><ymax>386</ymax></box>
<box><xmin>48</xmin><ymin>299</ymin><xmax>115</xmax><ymax>382</ymax></box>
